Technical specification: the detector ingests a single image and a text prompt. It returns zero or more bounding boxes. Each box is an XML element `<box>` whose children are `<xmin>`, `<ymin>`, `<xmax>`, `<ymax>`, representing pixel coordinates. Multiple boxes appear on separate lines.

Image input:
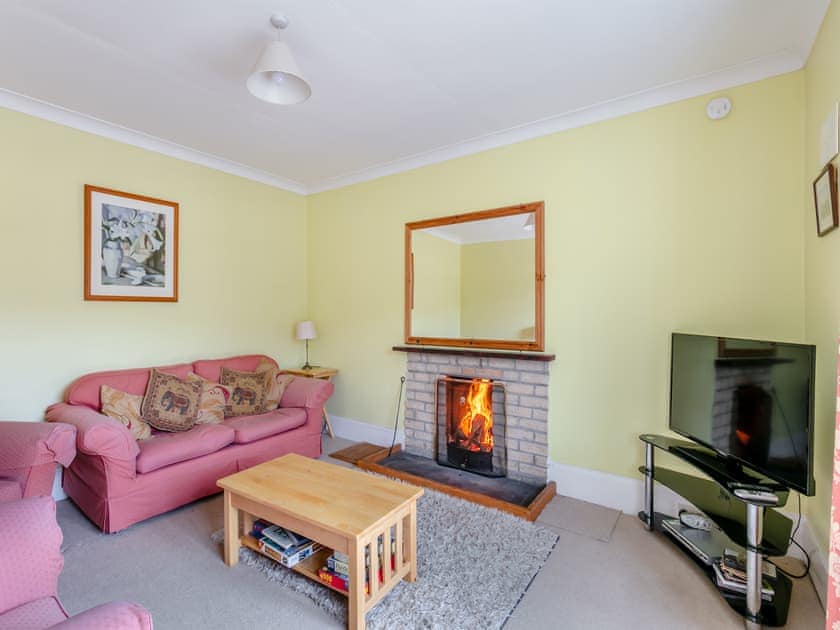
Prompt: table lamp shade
<box><xmin>296</xmin><ymin>321</ymin><xmax>317</xmax><ymax>341</ymax></box>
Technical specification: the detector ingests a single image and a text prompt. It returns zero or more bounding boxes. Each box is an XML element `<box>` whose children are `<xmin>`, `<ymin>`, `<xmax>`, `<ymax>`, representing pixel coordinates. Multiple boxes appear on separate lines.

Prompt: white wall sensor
<box><xmin>706</xmin><ymin>97</ymin><xmax>732</xmax><ymax>120</ymax></box>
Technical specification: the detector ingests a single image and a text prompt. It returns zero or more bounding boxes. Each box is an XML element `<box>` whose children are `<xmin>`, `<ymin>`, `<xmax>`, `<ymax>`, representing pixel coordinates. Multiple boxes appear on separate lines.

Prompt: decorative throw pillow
<box><xmin>101</xmin><ymin>385</ymin><xmax>152</xmax><ymax>441</ymax></box>
<box><xmin>140</xmin><ymin>369</ymin><xmax>201</xmax><ymax>432</ymax></box>
<box><xmin>256</xmin><ymin>358</ymin><xmax>294</xmax><ymax>412</ymax></box>
<box><xmin>186</xmin><ymin>373</ymin><xmax>230</xmax><ymax>425</ymax></box>
<box><xmin>220</xmin><ymin>367</ymin><xmax>270</xmax><ymax>417</ymax></box>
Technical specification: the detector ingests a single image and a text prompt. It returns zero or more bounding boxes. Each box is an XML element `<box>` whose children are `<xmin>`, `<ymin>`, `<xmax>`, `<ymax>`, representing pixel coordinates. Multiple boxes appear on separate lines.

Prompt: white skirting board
<box><xmin>330</xmin><ymin>414</ymin><xmax>405</xmax><ymax>452</ymax></box>
<box><xmin>331</xmin><ymin>414</ymin><xmax>828</xmax><ymax>609</ymax></box>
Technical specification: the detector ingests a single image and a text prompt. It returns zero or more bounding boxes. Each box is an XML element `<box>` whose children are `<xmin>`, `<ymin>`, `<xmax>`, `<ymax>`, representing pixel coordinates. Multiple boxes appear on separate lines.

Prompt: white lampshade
<box><xmin>247</xmin><ymin>40</ymin><xmax>311</xmax><ymax>105</ymax></box>
<box><xmin>296</xmin><ymin>320</ymin><xmax>317</xmax><ymax>340</ymax></box>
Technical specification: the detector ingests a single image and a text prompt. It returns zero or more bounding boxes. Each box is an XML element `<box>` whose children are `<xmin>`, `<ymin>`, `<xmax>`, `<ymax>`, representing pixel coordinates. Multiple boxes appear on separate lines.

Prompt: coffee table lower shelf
<box><xmin>218</xmin><ymin>454</ymin><xmax>423</xmax><ymax>630</ymax></box>
<box><xmin>240</xmin><ymin>535</ymin><xmax>349</xmax><ymax>596</ymax></box>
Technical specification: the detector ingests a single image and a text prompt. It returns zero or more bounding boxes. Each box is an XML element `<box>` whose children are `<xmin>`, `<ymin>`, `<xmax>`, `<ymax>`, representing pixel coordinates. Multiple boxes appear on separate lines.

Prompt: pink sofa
<box><xmin>0</xmin><ymin>496</ymin><xmax>153</xmax><ymax>629</ymax></box>
<box><xmin>45</xmin><ymin>354</ymin><xmax>333</xmax><ymax>533</ymax></box>
<box><xmin>0</xmin><ymin>421</ymin><xmax>77</xmax><ymax>503</ymax></box>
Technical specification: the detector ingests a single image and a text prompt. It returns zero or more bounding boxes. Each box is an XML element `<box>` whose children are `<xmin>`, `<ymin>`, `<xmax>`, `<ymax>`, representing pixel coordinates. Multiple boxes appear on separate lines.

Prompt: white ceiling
<box><xmin>0</xmin><ymin>1</ymin><xmax>829</xmax><ymax>193</ymax></box>
<box><xmin>422</xmin><ymin>214</ymin><xmax>534</xmax><ymax>245</ymax></box>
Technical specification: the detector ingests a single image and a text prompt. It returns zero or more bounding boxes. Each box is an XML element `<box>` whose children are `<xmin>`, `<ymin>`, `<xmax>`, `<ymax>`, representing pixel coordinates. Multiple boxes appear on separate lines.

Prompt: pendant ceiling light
<box><xmin>247</xmin><ymin>13</ymin><xmax>311</xmax><ymax>105</ymax></box>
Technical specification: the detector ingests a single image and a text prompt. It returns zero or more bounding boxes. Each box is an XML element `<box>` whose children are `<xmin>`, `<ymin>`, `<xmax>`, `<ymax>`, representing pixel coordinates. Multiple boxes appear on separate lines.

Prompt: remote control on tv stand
<box><xmin>731</xmin><ymin>487</ymin><xmax>779</xmax><ymax>506</ymax></box>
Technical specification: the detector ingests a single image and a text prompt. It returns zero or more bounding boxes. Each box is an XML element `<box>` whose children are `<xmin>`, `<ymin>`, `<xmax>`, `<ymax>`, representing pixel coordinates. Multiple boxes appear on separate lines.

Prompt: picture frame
<box><xmin>84</xmin><ymin>185</ymin><xmax>179</xmax><ymax>301</ymax></box>
<box><xmin>813</xmin><ymin>163</ymin><xmax>838</xmax><ymax>237</ymax></box>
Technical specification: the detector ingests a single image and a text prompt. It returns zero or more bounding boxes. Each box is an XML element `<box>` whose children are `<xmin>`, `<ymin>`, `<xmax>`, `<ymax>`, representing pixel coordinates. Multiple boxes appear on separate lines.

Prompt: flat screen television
<box><xmin>669</xmin><ymin>333</ymin><xmax>816</xmax><ymax>496</ymax></box>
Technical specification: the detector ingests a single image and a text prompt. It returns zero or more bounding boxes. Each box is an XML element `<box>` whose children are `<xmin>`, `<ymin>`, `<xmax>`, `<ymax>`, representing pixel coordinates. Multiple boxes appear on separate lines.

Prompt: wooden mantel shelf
<box><xmin>392</xmin><ymin>345</ymin><xmax>555</xmax><ymax>362</ymax></box>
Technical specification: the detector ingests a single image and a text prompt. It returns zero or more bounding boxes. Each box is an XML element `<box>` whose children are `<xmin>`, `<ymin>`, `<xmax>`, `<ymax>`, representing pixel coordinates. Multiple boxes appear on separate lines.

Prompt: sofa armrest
<box><xmin>51</xmin><ymin>601</ymin><xmax>153</xmax><ymax>630</ymax></box>
<box><xmin>280</xmin><ymin>377</ymin><xmax>334</xmax><ymax>410</ymax></box>
<box><xmin>0</xmin><ymin>421</ymin><xmax>77</xmax><ymax>471</ymax></box>
<box><xmin>0</xmin><ymin>497</ymin><xmax>63</xmax><ymax>615</ymax></box>
<box><xmin>45</xmin><ymin>404</ymin><xmax>139</xmax><ymax>471</ymax></box>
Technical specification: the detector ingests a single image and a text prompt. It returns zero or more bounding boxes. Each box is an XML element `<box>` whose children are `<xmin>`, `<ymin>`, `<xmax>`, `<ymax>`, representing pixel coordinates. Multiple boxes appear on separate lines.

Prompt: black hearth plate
<box><xmin>374</xmin><ymin>451</ymin><xmax>543</xmax><ymax>507</ymax></box>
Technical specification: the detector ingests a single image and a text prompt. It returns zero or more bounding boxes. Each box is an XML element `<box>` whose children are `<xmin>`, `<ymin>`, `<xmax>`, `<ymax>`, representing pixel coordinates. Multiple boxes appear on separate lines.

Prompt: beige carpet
<box><xmin>209</xmin><ymin>487</ymin><xmax>557</xmax><ymax>629</ymax></box>
<box><xmin>52</xmin><ymin>437</ymin><xmax>825</xmax><ymax>629</ymax></box>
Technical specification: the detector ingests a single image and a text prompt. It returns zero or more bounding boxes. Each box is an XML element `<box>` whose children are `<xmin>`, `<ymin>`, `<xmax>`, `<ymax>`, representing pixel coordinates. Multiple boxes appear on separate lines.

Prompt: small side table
<box><xmin>285</xmin><ymin>367</ymin><xmax>338</xmax><ymax>438</ymax></box>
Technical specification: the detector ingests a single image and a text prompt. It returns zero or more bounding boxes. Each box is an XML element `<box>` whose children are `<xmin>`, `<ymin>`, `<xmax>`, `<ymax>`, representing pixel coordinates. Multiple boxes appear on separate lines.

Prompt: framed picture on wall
<box><xmin>84</xmin><ymin>185</ymin><xmax>179</xmax><ymax>301</ymax></box>
<box><xmin>814</xmin><ymin>163</ymin><xmax>839</xmax><ymax>237</ymax></box>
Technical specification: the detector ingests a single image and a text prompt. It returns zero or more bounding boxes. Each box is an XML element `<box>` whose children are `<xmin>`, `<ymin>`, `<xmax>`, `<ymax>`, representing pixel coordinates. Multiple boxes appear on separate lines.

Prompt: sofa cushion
<box><xmin>135</xmin><ymin>424</ymin><xmax>235</xmax><ymax>474</ymax></box>
<box><xmin>257</xmin><ymin>358</ymin><xmax>293</xmax><ymax>412</ymax></box>
<box><xmin>223</xmin><ymin>408</ymin><xmax>307</xmax><ymax>444</ymax></box>
<box><xmin>140</xmin><ymin>369</ymin><xmax>201</xmax><ymax>433</ymax></box>
<box><xmin>101</xmin><ymin>386</ymin><xmax>152</xmax><ymax>441</ymax></box>
<box><xmin>186</xmin><ymin>374</ymin><xmax>230</xmax><ymax>425</ymax></box>
<box><xmin>66</xmin><ymin>363</ymin><xmax>192</xmax><ymax>410</ymax></box>
<box><xmin>0</xmin><ymin>596</ymin><xmax>67</xmax><ymax>628</ymax></box>
<box><xmin>192</xmin><ymin>355</ymin><xmax>277</xmax><ymax>384</ymax></box>
<box><xmin>220</xmin><ymin>368</ymin><xmax>271</xmax><ymax>417</ymax></box>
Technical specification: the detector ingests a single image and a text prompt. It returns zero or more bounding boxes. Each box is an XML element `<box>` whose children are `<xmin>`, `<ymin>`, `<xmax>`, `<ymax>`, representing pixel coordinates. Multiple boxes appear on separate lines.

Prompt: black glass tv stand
<box><xmin>638</xmin><ymin>434</ymin><xmax>793</xmax><ymax>629</ymax></box>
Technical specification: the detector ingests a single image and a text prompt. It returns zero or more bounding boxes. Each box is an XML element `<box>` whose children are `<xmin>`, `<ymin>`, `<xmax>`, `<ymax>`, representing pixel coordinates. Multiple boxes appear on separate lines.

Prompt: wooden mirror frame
<box><xmin>405</xmin><ymin>201</ymin><xmax>545</xmax><ymax>351</ymax></box>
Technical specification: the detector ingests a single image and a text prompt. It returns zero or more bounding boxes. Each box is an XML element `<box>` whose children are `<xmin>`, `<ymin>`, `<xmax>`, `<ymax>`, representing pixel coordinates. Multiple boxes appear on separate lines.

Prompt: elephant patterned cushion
<box><xmin>220</xmin><ymin>367</ymin><xmax>270</xmax><ymax>417</ymax></box>
<box><xmin>100</xmin><ymin>385</ymin><xmax>152</xmax><ymax>440</ymax></box>
<box><xmin>140</xmin><ymin>369</ymin><xmax>201</xmax><ymax>432</ymax></box>
<box><xmin>256</xmin><ymin>357</ymin><xmax>294</xmax><ymax>412</ymax></box>
<box><xmin>185</xmin><ymin>373</ymin><xmax>231</xmax><ymax>425</ymax></box>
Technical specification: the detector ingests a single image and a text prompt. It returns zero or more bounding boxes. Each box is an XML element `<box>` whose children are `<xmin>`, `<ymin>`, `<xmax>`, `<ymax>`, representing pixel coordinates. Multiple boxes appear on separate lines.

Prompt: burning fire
<box><xmin>455</xmin><ymin>379</ymin><xmax>494</xmax><ymax>452</ymax></box>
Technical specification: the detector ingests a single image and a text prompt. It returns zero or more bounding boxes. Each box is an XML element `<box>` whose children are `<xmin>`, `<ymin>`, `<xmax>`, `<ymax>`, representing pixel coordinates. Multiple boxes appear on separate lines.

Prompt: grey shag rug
<box><xmin>211</xmin><ymin>488</ymin><xmax>558</xmax><ymax>629</ymax></box>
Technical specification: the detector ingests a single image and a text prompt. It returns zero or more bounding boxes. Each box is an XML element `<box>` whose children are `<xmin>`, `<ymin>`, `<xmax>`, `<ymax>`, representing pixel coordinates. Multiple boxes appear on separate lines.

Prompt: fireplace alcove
<box><xmin>356</xmin><ymin>346</ymin><xmax>557</xmax><ymax>520</ymax></box>
<box><xmin>355</xmin><ymin>202</ymin><xmax>556</xmax><ymax>520</ymax></box>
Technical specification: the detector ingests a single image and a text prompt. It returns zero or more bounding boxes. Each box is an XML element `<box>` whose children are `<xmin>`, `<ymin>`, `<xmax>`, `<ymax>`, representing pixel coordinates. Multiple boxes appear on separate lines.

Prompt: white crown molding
<box><xmin>0</xmin><ymin>88</ymin><xmax>308</xmax><ymax>196</ymax></box>
<box><xmin>0</xmin><ymin>50</ymin><xmax>805</xmax><ymax>197</ymax></box>
<box><xmin>308</xmin><ymin>50</ymin><xmax>804</xmax><ymax>194</ymax></box>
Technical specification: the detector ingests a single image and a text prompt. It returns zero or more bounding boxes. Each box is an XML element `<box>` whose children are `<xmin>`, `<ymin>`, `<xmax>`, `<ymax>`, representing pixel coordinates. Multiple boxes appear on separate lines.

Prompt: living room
<box><xmin>1</xmin><ymin>1</ymin><xmax>839</xmax><ymax>629</ymax></box>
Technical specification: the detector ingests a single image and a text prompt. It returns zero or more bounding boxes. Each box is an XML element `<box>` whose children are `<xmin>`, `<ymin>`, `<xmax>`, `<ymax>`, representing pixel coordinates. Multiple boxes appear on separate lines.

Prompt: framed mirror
<box><xmin>405</xmin><ymin>201</ymin><xmax>544</xmax><ymax>351</ymax></box>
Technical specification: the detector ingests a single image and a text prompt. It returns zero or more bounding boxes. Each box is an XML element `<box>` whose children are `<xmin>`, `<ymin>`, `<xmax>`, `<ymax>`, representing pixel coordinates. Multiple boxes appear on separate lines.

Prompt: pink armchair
<box><xmin>0</xmin><ymin>421</ymin><xmax>77</xmax><ymax>502</ymax></box>
<box><xmin>0</xmin><ymin>496</ymin><xmax>153</xmax><ymax>629</ymax></box>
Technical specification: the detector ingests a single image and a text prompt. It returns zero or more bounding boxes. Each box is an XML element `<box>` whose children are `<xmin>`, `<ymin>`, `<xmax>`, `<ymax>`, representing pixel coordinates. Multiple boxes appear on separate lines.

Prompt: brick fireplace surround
<box><xmin>395</xmin><ymin>347</ymin><xmax>554</xmax><ymax>486</ymax></box>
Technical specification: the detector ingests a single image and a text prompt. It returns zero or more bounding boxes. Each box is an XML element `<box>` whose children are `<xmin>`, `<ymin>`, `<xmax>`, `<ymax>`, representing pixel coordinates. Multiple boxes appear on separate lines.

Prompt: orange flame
<box><xmin>456</xmin><ymin>379</ymin><xmax>494</xmax><ymax>452</ymax></box>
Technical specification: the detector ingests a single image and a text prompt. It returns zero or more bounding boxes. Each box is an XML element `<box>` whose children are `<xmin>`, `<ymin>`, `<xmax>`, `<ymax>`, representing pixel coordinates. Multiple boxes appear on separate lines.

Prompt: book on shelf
<box><xmin>327</xmin><ymin>555</ymin><xmax>349</xmax><ymax>577</ymax></box>
<box><xmin>261</xmin><ymin>525</ymin><xmax>306</xmax><ymax>550</ymax></box>
<box><xmin>258</xmin><ymin>535</ymin><xmax>322</xmax><ymax>568</ymax></box>
<box><xmin>317</xmin><ymin>566</ymin><xmax>374</xmax><ymax>595</ymax></box>
<box><xmin>712</xmin><ymin>562</ymin><xmax>774</xmax><ymax>601</ymax></box>
<box><xmin>315</xmin><ymin>530</ymin><xmax>402</xmax><ymax>594</ymax></box>
<box><xmin>318</xmin><ymin>567</ymin><xmax>352</xmax><ymax>593</ymax></box>
<box><xmin>251</xmin><ymin>519</ymin><xmax>271</xmax><ymax>538</ymax></box>
<box><xmin>721</xmin><ymin>548</ymin><xmax>777</xmax><ymax>581</ymax></box>
<box><xmin>250</xmin><ymin>520</ymin><xmax>307</xmax><ymax>549</ymax></box>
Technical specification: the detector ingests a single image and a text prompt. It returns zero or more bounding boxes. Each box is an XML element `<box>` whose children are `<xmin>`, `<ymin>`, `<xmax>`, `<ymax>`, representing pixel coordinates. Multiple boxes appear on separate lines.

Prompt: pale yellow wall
<box><xmin>411</xmin><ymin>231</ymin><xmax>461</xmax><ymax>337</ymax></box>
<box><xmin>803</xmin><ymin>0</ymin><xmax>840</xmax><ymax>558</ymax></box>
<box><xmin>0</xmin><ymin>108</ymin><xmax>309</xmax><ymax>421</ymax></box>
<box><xmin>0</xmin><ymin>55</ymin><xmax>818</xmax><ymax>552</ymax></box>
<box><xmin>460</xmin><ymin>239</ymin><xmax>535</xmax><ymax>339</ymax></box>
<box><xmin>308</xmin><ymin>73</ymin><xmax>806</xmax><ymax>492</ymax></box>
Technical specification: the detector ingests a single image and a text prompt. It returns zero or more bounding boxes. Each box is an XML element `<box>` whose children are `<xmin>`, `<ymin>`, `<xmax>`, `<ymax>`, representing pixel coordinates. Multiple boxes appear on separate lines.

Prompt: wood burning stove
<box><xmin>435</xmin><ymin>375</ymin><xmax>507</xmax><ymax>477</ymax></box>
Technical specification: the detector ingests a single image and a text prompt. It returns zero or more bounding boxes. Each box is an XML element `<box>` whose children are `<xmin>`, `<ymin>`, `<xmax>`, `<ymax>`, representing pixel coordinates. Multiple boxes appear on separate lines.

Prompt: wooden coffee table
<box><xmin>217</xmin><ymin>454</ymin><xmax>423</xmax><ymax>630</ymax></box>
